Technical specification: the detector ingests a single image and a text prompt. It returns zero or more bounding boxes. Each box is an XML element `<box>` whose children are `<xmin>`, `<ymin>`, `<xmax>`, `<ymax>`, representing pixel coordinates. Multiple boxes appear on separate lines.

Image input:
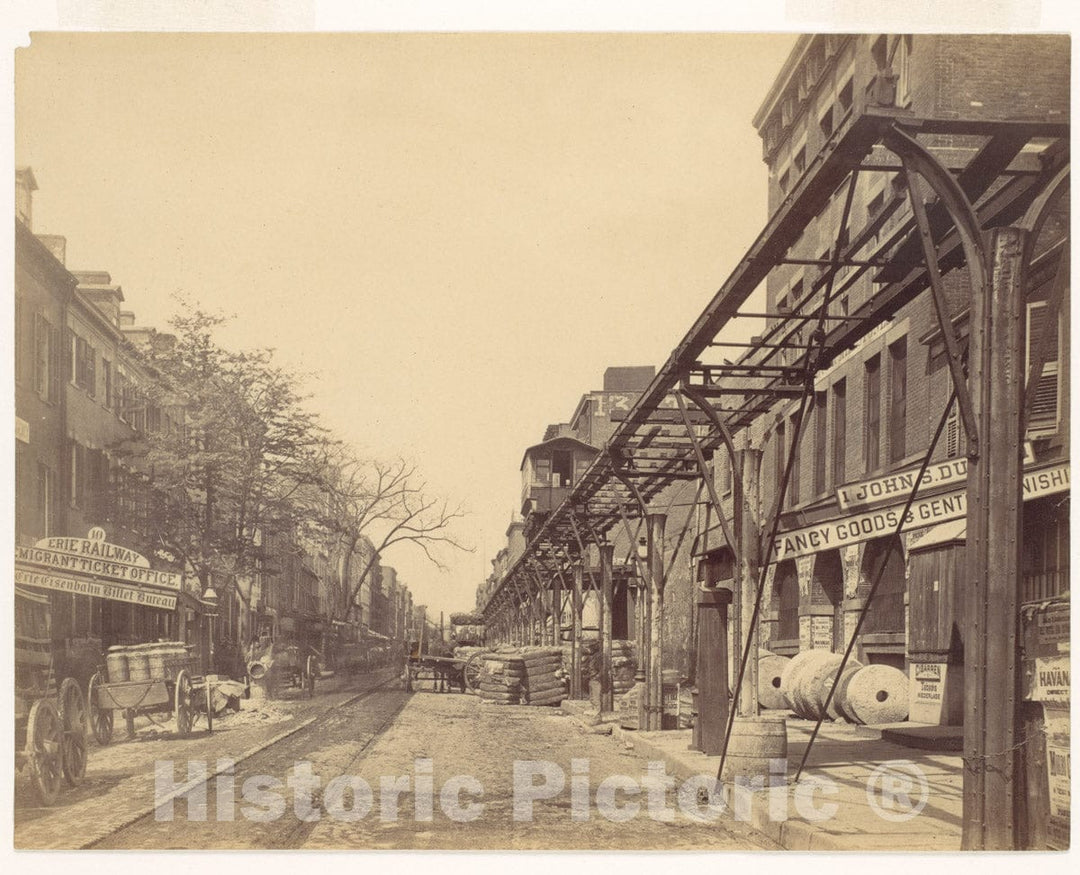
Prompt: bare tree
<box><xmin>305</xmin><ymin>448</ymin><xmax>470</xmax><ymax>624</ymax></box>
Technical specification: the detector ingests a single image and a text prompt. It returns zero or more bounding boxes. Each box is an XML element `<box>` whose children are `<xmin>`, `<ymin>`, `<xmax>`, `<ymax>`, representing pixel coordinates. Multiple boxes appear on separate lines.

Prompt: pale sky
<box><xmin>15</xmin><ymin>32</ymin><xmax>797</xmax><ymax>616</ymax></box>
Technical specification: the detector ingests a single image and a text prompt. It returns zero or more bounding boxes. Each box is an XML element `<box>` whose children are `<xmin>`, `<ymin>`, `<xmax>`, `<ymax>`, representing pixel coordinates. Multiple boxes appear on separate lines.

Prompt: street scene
<box><xmin>11</xmin><ymin>29</ymin><xmax>1072</xmax><ymax>855</ymax></box>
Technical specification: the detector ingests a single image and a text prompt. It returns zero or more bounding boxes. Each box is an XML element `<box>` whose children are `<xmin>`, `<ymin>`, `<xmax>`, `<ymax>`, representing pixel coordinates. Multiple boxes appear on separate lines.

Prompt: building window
<box><xmin>775</xmin><ymin>419</ymin><xmax>786</xmax><ymax>486</ymax></box>
<box><xmin>775</xmin><ymin>561</ymin><xmax>800</xmax><ymax>641</ymax></box>
<box><xmin>779</xmin><ymin>167</ymin><xmax>791</xmax><ymax>195</ymax></box>
<box><xmin>34</xmin><ymin>313</ymin><xmax>61</xmax><ymax>403</ymax></box>
<box><xmin>864</xmin><ymin>354</ymin><xmax>881</xmax><ymax>472</ymax></box>
<box><xmin>15</xmin><ymin>296</ymin><xmax>25</xmax><ymax>384</ymax></box>
<box><xmin>789</xmin><ymin>411</ymin><xmax>802</xmax><ymax>507</ymax></box>
<box><xmin>1026</xmin><ymin>300</ymin><xmax>1061</xmax><ymax>436</ymax></box>
<box><xmin>889</xmin><ymin>337</ymin><xmax>907</xmax><ymax>462</ymax></box>
<box><xmin>37</xmin><ymin>463</ymin><xmax>57</xmax><ymax>537</ymax></box>
<box><xmin>814</xmin><ymin>392</ymin><xmax>828</xmax><ymax>495</ymax></box>
<box><xmin>70</xmin><ymin>441</ymin><xmax>87</xmax><ymax>508</ymax></box>
<box><xmin>721</xmin><ymin>455</ymin><xmax>733</xmax><ymax>495</ymax></box>
<box><xmin>103</xmin><ymin>359</ymin><xmax>113</xmax><ymax>408</ymax></box>
<box><xmin>832</xmin><ymin>379</ymin><xmax>847</xmax><ymax>486</ymax></box>
<box><xmin>72</xmin><ymin>334</ymin><xmax>97</xmax><ymax>397</ymax></box>
<box><xmin>838</xmin><ymin>76</ymin><xmax>854</xmax><ymax>115</ymax></box>
<box><xmin>793</xmin><ymin>144</ymin><xmax>806</xmax><ymax>177</ymax></box>
<box><xmin>896</xmin><ymin>35</ymin><xmax>913</xmax><ymax>105</ymax></box>
<box><xmin>533</xmin><ymin>457</ymin><xmax>551</xmax><ymax>486</ymax></box>
<box><xmin>945</xmin><ymin>398</ymin><xmax>960</xmax><ymax>459</ymax></box>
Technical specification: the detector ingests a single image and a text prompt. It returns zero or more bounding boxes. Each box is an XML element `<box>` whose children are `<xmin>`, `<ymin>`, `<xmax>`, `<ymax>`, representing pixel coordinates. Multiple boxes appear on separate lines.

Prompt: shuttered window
<box><xmin>864</xmin><ymin>355</ymin><xmax>881</xmax><ymax>472</ymax></box>
<box><xmin>814</xmin><ymin>392</ymin><xmax>828</xmax><ymax>494</ymax></box>
<box><xmin>1026</xmin><ymin>301</ymin><xmax>1061</xmax><ymax>435</ymax></box>
<box><xmin>889</xmin><ymin>337</ymin><xmax>907</xmax><ymax>462</ymax></box>
<box><xmin>832</xmin><ymin>379</ymin><xmax>847</xmax><ymax>485</ymax></box>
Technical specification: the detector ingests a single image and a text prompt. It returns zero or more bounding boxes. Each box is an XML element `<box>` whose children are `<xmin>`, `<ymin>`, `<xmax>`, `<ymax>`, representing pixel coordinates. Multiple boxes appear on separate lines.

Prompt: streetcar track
<box><xmin>83</xmin><ymin>675</ymin><xmax>403</xmax><ymax>849</ymax></box>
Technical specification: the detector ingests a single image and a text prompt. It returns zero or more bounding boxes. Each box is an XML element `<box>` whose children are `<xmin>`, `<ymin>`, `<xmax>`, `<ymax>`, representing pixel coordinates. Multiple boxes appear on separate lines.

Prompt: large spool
<box><xmin>843</xmin><ymin>665</ymin><xmax>910</xmax><ymax>724</ymax></box>
<box><xmin>721</xmin><ymin>716</ymin><xmax>789</xmax><ymax>783</ymax></box>
<box><xmin>757</xmin><ymin>653</ymin><xmax>791</xmax><ymax>710</ymax></box>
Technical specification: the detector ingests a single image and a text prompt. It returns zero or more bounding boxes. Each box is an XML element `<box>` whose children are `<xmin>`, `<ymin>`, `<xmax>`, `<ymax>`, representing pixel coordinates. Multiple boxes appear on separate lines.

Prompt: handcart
<box><xmin>88</xmin><ymin>643</ymin><xmax>214</xmax><ymax>744</ymax></box>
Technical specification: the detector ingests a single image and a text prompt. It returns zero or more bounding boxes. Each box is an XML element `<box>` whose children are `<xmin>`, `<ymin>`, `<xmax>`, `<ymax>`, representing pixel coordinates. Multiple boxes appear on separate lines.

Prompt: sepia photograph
<box><xmin>6</xmin><ymin>6</ymin><xmax>1073</xmax><ymax>860</ymax></box>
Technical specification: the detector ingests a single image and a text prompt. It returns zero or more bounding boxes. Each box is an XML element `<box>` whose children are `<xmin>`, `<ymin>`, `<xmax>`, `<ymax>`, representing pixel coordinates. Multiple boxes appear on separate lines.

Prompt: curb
<box><xmin>79</xmin><ymin>670</ymin><xmax>397</xmax><ymax>849</ymax></box>
<box><xmin>602</xmin><ymin>724</ymin><xmax>956</xmax><ymax>851</ymax></box>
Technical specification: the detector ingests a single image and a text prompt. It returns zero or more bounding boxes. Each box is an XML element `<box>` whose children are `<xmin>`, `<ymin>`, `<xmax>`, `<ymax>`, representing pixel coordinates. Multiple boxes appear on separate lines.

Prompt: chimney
<box><xmin>36</xmin><ymin>235</ymin><xmax>67</xmax><ymax>266</ymax></box>
<box><xmin>15</xmin><ymin>167</ymin><xmax>37</xmax><ymax>229</ymax></box>
<box><xmin>120</xmin><ymin>311</ymin><xmax>136</xmax><ymax>328</ymax></box>
<box><xmin>74</xmin><ymin>271</ymin><xmax>124</xmax><ymax>329</ymax></box>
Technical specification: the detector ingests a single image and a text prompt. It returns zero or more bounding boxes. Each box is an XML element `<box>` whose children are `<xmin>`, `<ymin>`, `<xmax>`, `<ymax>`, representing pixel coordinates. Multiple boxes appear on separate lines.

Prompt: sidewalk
<box><xmin>562</xmin><ymin>699</ymin><xmax>963</xmax><ymax>851</ymax></box>
<box><xmin>15</xmin><ymin>666</ymin><xmax>400</xmax><ymax>850</ymax></box>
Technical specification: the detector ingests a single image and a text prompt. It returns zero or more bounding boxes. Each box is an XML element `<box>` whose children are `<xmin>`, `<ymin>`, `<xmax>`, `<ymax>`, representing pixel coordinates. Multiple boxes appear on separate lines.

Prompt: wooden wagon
<box><xmin>15</xmin><ymin>586</ymin><xmax>89</xmax><ymax>805</ymax></box>
<box><xmin>88</xmin><ymin>644</ymin><xmax>214</xmax><ymax>744</ymax></box>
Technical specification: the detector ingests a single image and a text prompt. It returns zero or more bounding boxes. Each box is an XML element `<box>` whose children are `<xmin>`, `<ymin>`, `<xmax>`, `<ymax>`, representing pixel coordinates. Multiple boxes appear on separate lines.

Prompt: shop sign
<box><xmin>15</xmin><ymin>530</ymin><xmax>182</xmax><ymax>590</ymax></box>
<box><xmin>1025</xmin><ymin>655</ymin><xmax>1070</xmax><ymax>703</ymax></box>
<box><xmin>1044</xmin><ymin>703</ymin><xmax>1070</xmax><ymax>849</ymax></box>
<box><xmin>909</xmin><ymin>662</ymin><xmax>947</xmax><ymax>724</ymax></box>
<box><xmin>836</xmin><ymin>443</ymin><xmax>1037</xmax><ymax>511</ymax></box>
<box><xmin>772</xmin><ymin>461</ymin><xmax>1069</xmax><ymax>562</ymax></box>
<box><xmin>13</xmin><ymin>566</ymin><xmax>177</xmax><ymax>610</ymax></box>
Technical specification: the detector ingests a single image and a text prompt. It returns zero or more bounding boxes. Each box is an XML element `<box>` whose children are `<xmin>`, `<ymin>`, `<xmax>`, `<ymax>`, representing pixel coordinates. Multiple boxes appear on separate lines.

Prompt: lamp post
<box><xmin>201</xmin><ymin>583</ymin><xmax>219</xmax><ymax>675</ymax></box>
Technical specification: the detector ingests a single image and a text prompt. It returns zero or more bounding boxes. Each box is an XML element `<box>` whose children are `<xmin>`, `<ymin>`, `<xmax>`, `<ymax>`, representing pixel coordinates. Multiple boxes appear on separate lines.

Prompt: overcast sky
<box><xmin>15</xmin><ymin>32</ymin><xmax>797</xmax><ymax>616</ymax></box>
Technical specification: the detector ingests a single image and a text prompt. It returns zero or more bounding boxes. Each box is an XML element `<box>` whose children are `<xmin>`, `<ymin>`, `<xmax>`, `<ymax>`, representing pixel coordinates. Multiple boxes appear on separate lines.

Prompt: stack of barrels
<box><xmin>105</xmin><ymin>642</ymin><xmax>194</xmax><ymax>683</ymax></box>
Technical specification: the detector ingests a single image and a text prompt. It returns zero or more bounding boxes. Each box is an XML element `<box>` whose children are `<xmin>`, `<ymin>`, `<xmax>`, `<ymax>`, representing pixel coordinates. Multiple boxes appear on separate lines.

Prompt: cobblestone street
<box><xmin>36</xmin><ymin>682</ymin><xmax>777</xmax><ymax>850</ymax></box>
<box><xmin>299</xmin><ymin>693</ymin><xmax>776</xmax><ymax>850</ymax></box>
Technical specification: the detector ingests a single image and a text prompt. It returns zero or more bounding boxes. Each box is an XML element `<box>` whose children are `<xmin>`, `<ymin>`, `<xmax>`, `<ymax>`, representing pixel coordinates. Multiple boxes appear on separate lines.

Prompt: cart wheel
<box><xmin>59</xmin><ymin>678</ymin><xmax>88</xmax><ymax>786</ymax></box>
<box><xmin>205</xmin><ymin>681</ymin><xmax>214</xmax><ymax>733</ymax></box>
<box><xmin>88</xmin><ymin>672</ymin><xmax>114</xmax><ymax>746</ymax></box>
<box><xmin>27</xmin><ymin>699</ymin><xmax>63</xmax><ymax>805</ymax></box>
<box><xmin>175</xmin><ymin>670</ymin><xmax>194</xmax><ymax>737</ymax></box>
<box><xmin>464</xmin><ymin>653</ymin><xmax>484</xmax><ymax>693</ymax></box>
<box><xmin>305</xmin><ymin>655</ymin><xmax>317</xmax><ymax>698</ymax></box>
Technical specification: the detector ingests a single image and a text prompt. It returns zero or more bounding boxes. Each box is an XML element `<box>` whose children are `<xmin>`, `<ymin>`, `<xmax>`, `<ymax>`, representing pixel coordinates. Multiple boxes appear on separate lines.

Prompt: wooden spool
<box><xmin>844</xmin><ymin>665</ymin><xmax>910</xmax><ymax>725</ymax></box>
<box><xmin>757</xmin><ymin>653</ymin><xmax>790</xmax><ymax>711</ymax></box>
<box><xmin>721</xmin><ymin>716</ymin><xmax>789</xmax><ymax>782</ymax></box>
<box><xmin>791</xmin><ymin>651</ymin><xmax>842</xmax><ymax>720</ymax></box>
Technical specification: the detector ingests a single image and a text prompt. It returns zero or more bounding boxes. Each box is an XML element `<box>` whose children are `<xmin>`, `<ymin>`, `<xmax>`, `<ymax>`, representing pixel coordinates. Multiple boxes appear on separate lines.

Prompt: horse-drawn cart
<box><xmin>88</xmin><ymin>643</ymin><xmax>214</xmax><ymax>744</ymax></box>
<box><xmin>404</xmin><ymin>651</ymin><xmax>484</xmax><ymax>694</ymax></box>
<box><xmin>15</xmin><ymin>586</ymin><xmax>89</xmax><ymax>805</ymax></box>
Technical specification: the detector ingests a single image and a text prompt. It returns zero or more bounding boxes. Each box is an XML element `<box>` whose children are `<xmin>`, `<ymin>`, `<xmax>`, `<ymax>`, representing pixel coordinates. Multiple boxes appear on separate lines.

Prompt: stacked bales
<box><xmin>565</xmin><ymin>639</ymin><xmax>636</xmax><ymax>697</ymax></box>
<box><xmin>520</xmin><ymin>647</ymin><xmax>567</xmax><ymax>706</ymax></box>
<box><xmin>478</xmin><ymin>647</ymin><xmax>570</xmax><ymax>706</ymax></box>
<box><xmin>478</xmin><ymin>653</ymin><xmax>525</xmax><ymax>704</ymax></box>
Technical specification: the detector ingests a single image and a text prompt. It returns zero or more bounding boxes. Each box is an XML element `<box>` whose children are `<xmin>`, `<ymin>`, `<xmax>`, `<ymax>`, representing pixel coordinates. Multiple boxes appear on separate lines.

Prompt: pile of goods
<box><xmin>477</xmin><ymin>646</ymin><xmax>568</xmax><ymax>706</ymax></box>
<box><xmin>778</xmin><ymin>649</ymin><xmax>909</xmax><ymax>724</ymax></box>
<box><xmin>579</xmin><ymin>639</ymin><xmax>637</xmax><ymax>696</ymax></box>
<box><xmin>106</xmin><ymin>642</ymin><xmax>194</xmax><ymax>683</ymax></box>
<box><xmin>449</xmin><ymin>612</ymin><xmax>484</xmax><ymax>626</ymax></box>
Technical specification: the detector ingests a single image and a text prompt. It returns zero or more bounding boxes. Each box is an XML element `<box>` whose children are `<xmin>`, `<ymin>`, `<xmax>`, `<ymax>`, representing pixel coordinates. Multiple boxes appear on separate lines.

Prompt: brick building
<box><xmin>696</xmin><ymin>34</ymin><xmax>1071</xmax><ymax>696</ymax></box>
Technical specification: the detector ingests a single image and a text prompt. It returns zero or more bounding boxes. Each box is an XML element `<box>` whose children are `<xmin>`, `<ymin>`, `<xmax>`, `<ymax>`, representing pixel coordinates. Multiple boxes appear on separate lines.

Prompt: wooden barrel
<box><xmin>721</xmin><ymin>716</ymin><xmax>788</xmax><ymax>782</ymax></box>
<box><xmin>127</xmin><ymin>651</ymin><xmax>151</xmax><ymax>682</ymax></box>
<box><xmin>106</xmin><ymin>647</ymin><xmax>129</xmax><ymax>683</ymax></box>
